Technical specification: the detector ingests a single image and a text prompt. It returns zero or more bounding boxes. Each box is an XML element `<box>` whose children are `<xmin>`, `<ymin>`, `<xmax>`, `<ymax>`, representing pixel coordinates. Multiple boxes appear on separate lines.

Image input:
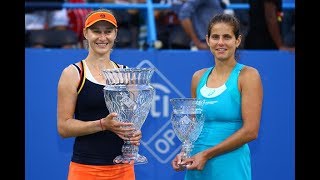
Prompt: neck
<box><xmin>85</xmin><ymin>59</ymin><xmax>116</xmax><ymax>77</ymax></box>
<box><xmin>214</xmin><ymin>61</ymin><xmax>236</xmax><ymax>75</ymax></box>
<box><xmin>87</xmin><ymin>52</ymin><xmax>111</xmax><ymax>63</ymax></box>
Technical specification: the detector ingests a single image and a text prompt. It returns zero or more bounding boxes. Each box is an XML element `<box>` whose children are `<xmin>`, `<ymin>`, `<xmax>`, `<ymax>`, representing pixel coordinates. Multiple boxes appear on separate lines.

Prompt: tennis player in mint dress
<box><xmin>171</xmin><ymin>14</ymin><xmax>263</xmax><ymax>180</ymax></box>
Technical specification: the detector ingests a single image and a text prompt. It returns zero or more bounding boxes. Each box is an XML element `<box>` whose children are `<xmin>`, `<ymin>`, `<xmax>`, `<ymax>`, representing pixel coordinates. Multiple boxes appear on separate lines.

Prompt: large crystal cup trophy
<box><xmin>170</xmin><ymin>98</ymin><xmax>205</xmax><ymax>167</ymax></box>
<box><xmin>102</xmin><ymin>68</ymin><xmax>155</xmax><ymax>164</ymax></box>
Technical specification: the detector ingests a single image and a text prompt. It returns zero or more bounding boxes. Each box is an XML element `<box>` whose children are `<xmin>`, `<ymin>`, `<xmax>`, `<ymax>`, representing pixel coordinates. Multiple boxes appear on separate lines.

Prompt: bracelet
<box><xmin>99</xmin><ymin>118</ymin><xmax>104</xmax><ymax>131</ymax></box>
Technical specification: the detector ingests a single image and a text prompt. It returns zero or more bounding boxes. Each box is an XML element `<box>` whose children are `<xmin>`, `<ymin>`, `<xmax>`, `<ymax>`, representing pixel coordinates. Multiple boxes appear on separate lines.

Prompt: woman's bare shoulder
<box><xmin>192</xmin><ymin>68</ymin><xmax>209</xmax><ymax>80</ymax></box>
<box><xmin>240</xmin><ymin>65</ymin><xmax>261</xmax><ymax>79</ymax></box>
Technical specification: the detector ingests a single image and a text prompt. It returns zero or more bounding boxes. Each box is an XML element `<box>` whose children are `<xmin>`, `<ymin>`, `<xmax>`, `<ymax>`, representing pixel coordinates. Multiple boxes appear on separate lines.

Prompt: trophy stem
<box><xmin>113</xmin><ymin>140</ymin><xmax>148</xmax><ymax>165</ymax></box>
<box><xmin>181</xmin><ymin>141</ymin><xmax>193</xmax><ymax>160</ymax></box>
<box><xmin>177</xmin><ymin>141</ymin><xmax>193</xmax><ymax>168</ymax></box>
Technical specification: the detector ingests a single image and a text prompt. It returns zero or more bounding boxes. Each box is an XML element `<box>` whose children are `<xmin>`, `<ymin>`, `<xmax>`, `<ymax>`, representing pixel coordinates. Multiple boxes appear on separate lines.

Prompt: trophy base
<box><xmin>113</xmin><ymin>153</ymin><xmax>148</xmax><ymax>165</ymax></box>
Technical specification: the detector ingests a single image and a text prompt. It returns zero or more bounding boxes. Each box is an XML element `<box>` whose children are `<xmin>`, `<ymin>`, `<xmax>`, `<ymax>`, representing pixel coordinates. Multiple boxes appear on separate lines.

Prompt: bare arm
<box><xmin>180</xmin><ymin>19</ymin><xmax>201</xmax><ymax>47</ymax></box>
<box><xmin>57</xmin><ymin>64</ymin><xmax>103</xmax><ymax>138</ymax></box>
<box><xmin>264</xmin><ymin>1</ymin><xmax>294</xmax><ymax>51</ymax></box>
<box><xmin>264</xmin><ymin>1</ymin><xmax>283</xmax><ymax>49</ymax></box>
<box><xmin>180</xmin><ymin>19</ymin><xmax>208</xmax><ymax>49</ymax></box>
<box><xmin>184</xmin><ymin>66</ymin><xmax>263</xmax><ymax>170</ymax></box>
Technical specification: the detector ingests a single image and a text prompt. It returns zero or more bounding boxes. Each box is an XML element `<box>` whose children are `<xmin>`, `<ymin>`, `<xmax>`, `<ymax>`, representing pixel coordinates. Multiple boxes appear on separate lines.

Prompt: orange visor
<box><xmin>84</xmin><ymin>12</ymin><xmax>118</xmax><ymax>29</ymax></box>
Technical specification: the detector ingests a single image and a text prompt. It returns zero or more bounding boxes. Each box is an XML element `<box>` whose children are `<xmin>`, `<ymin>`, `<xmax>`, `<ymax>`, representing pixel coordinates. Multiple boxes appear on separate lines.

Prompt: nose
<box><xmin>217</xmin><ymin>37</ymin><xmax>224</xmax><ymax>45</ymax></box>
<box><xmin>99</xmin><ymin>32</ymin><xmax>108</xmax><ymax>39</ymax></box>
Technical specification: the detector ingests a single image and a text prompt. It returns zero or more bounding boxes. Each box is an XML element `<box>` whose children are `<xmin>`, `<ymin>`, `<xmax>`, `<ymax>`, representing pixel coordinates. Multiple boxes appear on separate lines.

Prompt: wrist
<box><xmin>99</xmin><ymin>118</ymin><xmax>104</xmax><ymax>131</ymax></box>
<box><xmin>202</xmin><ymin>150</ymin><xmax>211</xmax><ymax>160</ymax></box>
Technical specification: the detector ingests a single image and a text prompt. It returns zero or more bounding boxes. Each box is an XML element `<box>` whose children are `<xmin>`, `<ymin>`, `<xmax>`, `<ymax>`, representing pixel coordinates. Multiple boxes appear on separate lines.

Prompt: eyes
<box><xmin>210</xmin><ymin>34</ymin><xmax>233</xmax><ymax>40</ymax></box>
<box><xmin>90</xmin><ymin>28</ymin><xmax>114</xmax><ymax>35</ymax></box>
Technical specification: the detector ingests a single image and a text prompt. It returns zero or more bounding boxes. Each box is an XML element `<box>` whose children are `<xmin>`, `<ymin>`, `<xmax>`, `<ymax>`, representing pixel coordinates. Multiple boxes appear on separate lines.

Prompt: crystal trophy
<box><xmin>170</xmin><ymin>98</ymin><xmax>205</xmax><ymax>167</ymax></box>
<box><xmin>102</xmin><ymin>68</ymin><xmax>155</xmax><ymax>164</ymax></box>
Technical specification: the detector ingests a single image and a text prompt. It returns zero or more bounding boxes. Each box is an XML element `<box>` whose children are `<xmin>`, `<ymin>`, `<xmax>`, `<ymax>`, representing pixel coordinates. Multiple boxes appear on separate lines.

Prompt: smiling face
<box><xmin>206</xmin><ymin>22</ymin><xmax>241</xmax><ymax>62</ymax></box>
<box><xmin>83</xmin><ymin>20</ymin><xmax>118</xmax><ymax>55</ymax></box>
<box><xmin>205</xmin><ymin>14</ymin><xmax>242</xmax><ymax>62</ymax></box>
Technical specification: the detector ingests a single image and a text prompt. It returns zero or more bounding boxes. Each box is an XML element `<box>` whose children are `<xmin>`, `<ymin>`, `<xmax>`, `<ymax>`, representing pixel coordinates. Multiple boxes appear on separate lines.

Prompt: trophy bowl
<box><xmin>102</xmin><ymin>68</ymin><xmax>155</xmax><ymax>165</ymax></box>
<box><xmin>170</xmin><ymin>98</ymin><xmax>205</xmax><ymax>167</ymax></box>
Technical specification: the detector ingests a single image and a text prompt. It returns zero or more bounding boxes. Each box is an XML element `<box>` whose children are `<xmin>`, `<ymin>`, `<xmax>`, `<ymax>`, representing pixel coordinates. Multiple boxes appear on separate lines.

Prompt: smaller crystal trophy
<box><xmin>170</xmin><ymin>98</ymin><xmax>205</xmax><ymax>167</ymax></box>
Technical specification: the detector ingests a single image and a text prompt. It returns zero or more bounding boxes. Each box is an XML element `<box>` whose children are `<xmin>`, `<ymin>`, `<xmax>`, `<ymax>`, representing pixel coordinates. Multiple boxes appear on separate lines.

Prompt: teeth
<box><xmin>96</xmin><ymin>43</ymin><xmax>108</xmax><ymax>47</ymax></box>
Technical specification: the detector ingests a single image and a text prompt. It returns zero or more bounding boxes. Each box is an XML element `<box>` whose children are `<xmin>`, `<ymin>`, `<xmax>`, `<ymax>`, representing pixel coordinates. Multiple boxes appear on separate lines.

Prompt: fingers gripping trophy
<box><xmin>170</xmin><ymin>98</ymin><xmax>205</xmax><ymax>167</ymax></box>
<box><xmin>102</xmin><ymin>68</ymin><xmax>155</xmax><ymax>164</ymax></box>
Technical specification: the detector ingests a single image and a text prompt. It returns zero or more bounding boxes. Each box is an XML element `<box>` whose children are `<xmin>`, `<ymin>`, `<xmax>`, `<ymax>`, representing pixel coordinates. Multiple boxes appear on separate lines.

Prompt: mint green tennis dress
<box><xmin>185</xmin><ymin>63</ymin><xmax>251</xmax><ymax>180</ymax></box>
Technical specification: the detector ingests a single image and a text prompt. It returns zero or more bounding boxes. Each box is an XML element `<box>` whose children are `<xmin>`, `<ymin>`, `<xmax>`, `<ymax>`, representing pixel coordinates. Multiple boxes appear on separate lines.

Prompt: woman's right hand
<box><xmin>100</xmin><ymin>112</ymin><xmax>135</xmax><ymax>139</ymax></box>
